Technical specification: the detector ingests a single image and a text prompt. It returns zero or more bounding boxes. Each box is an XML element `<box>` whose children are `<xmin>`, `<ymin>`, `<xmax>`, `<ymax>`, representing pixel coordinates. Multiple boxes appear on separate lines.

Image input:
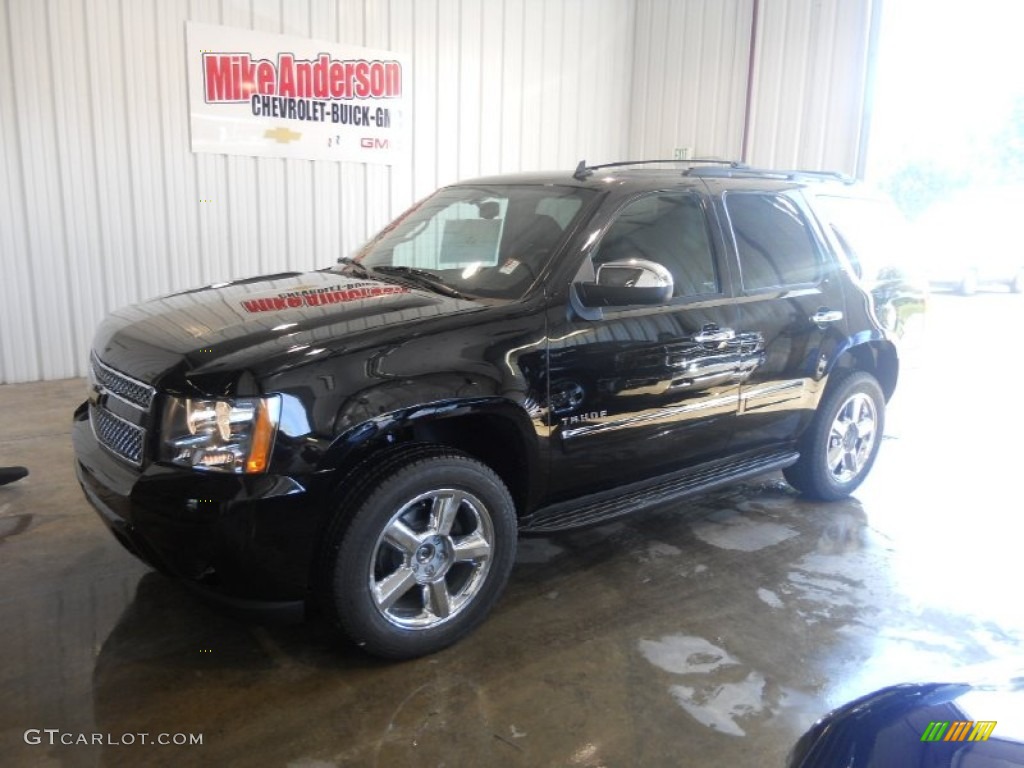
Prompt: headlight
<box><xmin>160</xmin><ymin>395</ymin><xmax>281</xmax><ymax>473</ymax></box>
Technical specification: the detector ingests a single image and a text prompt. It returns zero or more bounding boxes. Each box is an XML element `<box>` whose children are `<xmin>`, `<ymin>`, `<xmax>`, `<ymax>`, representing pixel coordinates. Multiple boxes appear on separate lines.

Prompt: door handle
<box><xmin>694</xmin><ymin>326</ymin><xmax>736</xmax><ymax>344</ymax></box>
<box><xmin>810</xmin><ymin>309</ymin><xmax>843</xmax><ymax>325</ymax></box>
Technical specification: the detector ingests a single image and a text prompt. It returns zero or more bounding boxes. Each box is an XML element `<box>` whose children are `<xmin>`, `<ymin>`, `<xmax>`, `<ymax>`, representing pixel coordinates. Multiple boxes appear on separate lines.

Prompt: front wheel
<box><xmin>784</xmin><ymin>371</ymin><xmax>885</xmax><ymax>501</ymax></box>
<box><xmin>321</xmin><ymin>448</ymin><xmax>517</xmax><ymax>659</ymax></box>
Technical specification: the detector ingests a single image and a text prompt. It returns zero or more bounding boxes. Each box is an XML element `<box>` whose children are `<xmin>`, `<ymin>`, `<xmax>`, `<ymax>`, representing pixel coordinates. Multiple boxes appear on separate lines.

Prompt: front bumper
<box><xmin>73</xmin><ymin>402</ymin><xmax>330</xmax><ymax>614</ymax></box>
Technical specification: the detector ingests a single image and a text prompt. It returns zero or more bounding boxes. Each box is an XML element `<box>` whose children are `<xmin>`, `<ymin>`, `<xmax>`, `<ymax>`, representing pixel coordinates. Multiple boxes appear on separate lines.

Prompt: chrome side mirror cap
<box><xmin>596</xmin><ymin>258</ymin><xmax>674</xmax><ymax>291</ymax></box>
<box><xmin>576</xmin><ymin>258</ymin><xmax>674</xmax><ymax>307</ymax></box>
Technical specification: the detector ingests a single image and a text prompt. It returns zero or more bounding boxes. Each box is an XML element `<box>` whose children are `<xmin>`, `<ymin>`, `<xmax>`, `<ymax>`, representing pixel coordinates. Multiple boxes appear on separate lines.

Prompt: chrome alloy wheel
<box><xmin>369</xmin><ymin>489</ymin><xmax>495</xmax><ymax>629</ymax></box>
<box><xmin>826</xmin><ymin>392</ymin><xmax>878</xmax><ymax>484</ymax></box>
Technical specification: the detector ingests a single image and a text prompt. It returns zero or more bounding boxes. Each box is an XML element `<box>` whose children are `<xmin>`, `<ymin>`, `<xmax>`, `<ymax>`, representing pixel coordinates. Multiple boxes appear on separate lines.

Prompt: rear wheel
<box><xmin>320</xmin><ymin>448</ymin><xmax>517</xmax><ymax>659</ymax></box>
<box><xmin>784</xmin><ymin>371</ymin><xmax>885</xmax><ymax>501</ymax></box>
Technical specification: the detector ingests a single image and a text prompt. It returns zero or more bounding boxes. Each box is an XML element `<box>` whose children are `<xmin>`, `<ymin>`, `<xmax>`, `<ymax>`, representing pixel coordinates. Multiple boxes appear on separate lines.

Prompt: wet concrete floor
<box><xmin>1</xmin><ymin>293</ymin><xmax>1022</xmax><ymax>767</ymax></box>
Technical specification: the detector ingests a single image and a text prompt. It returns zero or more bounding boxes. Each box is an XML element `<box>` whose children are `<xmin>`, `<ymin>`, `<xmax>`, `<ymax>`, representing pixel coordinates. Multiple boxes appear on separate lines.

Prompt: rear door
<box><xmin>705</xmin><ymin>181</ymin><xmax>849</xmax><ymax>450</ymax></box>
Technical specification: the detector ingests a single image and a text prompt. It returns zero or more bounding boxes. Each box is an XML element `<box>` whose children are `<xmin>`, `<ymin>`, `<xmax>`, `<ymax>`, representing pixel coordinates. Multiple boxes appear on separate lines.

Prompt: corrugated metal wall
<box><xmin>0</xmin><ymin>0</ymin><xmax>635</xmax><ymax>383</ymax></box>
<box><xmin>629</xmin><ymin>0</ymin><xmax>755</xmax><ymax>161</ymax></box>
<box><xmin>1</xmin><ymin>0</ymin><xmax>876</xmax><ymax>384</ymax></box>
<box><xmin>745</xmin><ymin>0</ymin><xmax>876</xmax><ymax>171</ymax></box>
<box><xmin>629</xmin><ymin>0</ymin><xmax>876</xmax><ymax>170</ymax></box>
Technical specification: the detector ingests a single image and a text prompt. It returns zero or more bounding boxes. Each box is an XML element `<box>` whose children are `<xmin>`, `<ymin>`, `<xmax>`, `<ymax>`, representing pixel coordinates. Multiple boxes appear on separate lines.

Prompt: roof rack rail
<box><xmin>683</xmin><ymin>166</ymin><xmax>857</xmax><ymax>184</ymax></box>
<box><xmin>572</xmin><ymin>158</ymin><xmax>746</xmax><ymax>181</ymax></box>
<box><xmin>782</xmin><ymin>169</ymin><xmax>857</xmax><ymax>184</ymax></box>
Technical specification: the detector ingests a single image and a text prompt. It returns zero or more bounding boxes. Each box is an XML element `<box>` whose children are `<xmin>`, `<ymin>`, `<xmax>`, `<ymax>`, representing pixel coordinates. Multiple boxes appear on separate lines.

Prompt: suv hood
<box><xmin>92</xmin><ymin>270</ymin><xmax>483</xmax><ymax>393</ymax></box>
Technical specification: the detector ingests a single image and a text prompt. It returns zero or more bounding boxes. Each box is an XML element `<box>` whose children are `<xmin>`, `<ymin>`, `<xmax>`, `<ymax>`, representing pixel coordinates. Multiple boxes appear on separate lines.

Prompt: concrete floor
<box><xmin>1</xmin><ymin>293</ymin><xmax>1022</xmax><ymax>767</ymax></box>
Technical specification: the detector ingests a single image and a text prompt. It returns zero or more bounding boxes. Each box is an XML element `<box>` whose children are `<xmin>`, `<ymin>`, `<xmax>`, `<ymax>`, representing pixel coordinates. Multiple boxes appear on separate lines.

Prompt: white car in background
<box><xmin>915</xmin><ymin>187</ymin><xmax>1024</xmax><ymax>295</ymax></box>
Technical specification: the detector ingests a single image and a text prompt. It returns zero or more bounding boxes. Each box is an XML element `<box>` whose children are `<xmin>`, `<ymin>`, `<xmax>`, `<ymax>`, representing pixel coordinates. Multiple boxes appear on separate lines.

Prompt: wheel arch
<box><xmin>321</xmin><ymin>397</ymin><xmax>542</xmax><ymax>516</ymax></box>
<box><xmin>827</xmin><ymin>333</ymin><xmax>899</xmax><ymax>402</ymax></box>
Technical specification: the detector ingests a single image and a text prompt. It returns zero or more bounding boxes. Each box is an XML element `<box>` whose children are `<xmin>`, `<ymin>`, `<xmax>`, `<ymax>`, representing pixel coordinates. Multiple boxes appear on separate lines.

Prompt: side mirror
<box><xmin>576</xmin><ymin>258</ymin><xmax>674</xmax><ymax>307</ymax></box>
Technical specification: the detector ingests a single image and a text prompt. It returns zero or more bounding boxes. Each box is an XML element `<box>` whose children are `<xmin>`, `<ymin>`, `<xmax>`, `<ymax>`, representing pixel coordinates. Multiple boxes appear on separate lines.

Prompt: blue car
<box><xmin>789</xmin><ymin>681</ymin><xmax>1024</xmax><ymax>767</ymax></box>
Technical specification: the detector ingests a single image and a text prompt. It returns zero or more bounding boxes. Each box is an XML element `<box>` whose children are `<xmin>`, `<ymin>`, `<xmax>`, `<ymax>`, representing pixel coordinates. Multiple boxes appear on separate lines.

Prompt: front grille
<box><xmin>90</xmin><ymin>353</ymin><xmax>155</xmax><ymax>411</ymax></box>
<box><xmin>90</xmin><ymin>404</ymin><xmax>145</xmax><ymax>466</ymax></box>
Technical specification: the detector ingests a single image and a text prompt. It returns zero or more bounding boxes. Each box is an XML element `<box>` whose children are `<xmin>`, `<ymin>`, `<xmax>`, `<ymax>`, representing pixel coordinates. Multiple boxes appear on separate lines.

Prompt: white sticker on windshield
<box><xmin>499</xmin><ymin>259</ymin><xmax>520</xmax><ymax>275</ymax></box>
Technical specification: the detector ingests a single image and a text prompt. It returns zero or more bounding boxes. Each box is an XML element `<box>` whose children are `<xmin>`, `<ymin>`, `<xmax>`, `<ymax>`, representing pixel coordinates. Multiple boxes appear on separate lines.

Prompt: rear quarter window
<box><xmin>814</xmin><ymin>193</ymin><xmax>916</xmax><ymax>284</ymax></box>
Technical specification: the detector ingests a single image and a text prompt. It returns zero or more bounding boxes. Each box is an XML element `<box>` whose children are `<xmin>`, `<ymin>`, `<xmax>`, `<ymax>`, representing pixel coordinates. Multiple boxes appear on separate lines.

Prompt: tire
<box><xmin>320</xmin><ymin>447</ymin><xmax>517</xmax><ymax>659</ymax></box>
<box><xmin>784</xmin><ymin>371</ymin><xmax>885</xmax><ymax>501</ymax></box>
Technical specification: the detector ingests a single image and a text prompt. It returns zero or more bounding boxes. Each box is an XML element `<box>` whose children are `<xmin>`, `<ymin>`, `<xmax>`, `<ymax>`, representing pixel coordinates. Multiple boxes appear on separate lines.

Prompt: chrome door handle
<box><xmin>810</xmin><ymin>309</ymin><xmax>843</xmax><ymax>325</ymax></box>
<box><xmin>694</xmin><ymin>326</ymin><xmax>736</xmax><ymax>344</ymax></box>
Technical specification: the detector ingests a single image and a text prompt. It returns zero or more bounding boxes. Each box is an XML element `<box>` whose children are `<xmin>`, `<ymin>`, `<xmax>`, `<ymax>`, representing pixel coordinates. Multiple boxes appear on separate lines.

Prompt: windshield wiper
<box><xmin>335</xmin><ymin>256</ymin><xmax>370</xmax><ymax>278</ymax></box>
<box><xmin>371</xmin><ymin>266</ymin><xmax>466</xmax><ymax>299</ymax></box>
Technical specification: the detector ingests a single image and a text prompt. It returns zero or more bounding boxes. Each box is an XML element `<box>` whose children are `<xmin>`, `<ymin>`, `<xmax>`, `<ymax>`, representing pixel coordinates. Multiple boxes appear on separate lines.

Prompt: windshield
<box><xmin>348</xmin><ymin>184</ymin><xmax>597</xmax><ymax>300</ymax></box>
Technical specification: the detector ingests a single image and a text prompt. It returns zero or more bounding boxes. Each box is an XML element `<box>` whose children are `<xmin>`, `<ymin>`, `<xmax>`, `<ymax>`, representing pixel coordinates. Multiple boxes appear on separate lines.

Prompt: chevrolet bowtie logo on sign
<box><xmin>921</xmin><ymin>720</ymin><xmax>997</xmax><ymax>742</ymax></box>
<box><xmin>264</xmin><ymin>126</ymin><xmax>301</xmax><ymax>144</ymax></box>
<box><xmin>186</xmin><ymin>22</ymin><xmax>409</xmax><ymax>165</ymax></box>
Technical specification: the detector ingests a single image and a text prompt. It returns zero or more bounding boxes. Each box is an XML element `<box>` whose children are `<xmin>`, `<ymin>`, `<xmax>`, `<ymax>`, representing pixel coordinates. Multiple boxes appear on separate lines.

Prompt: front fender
<box><xmin>321</xmin><ymin>393</ymin><xmax>545</xmax><ymax>509</ymax></box>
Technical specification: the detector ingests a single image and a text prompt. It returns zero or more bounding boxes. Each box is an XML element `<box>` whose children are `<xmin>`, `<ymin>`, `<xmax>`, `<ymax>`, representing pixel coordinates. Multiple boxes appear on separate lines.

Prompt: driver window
<box><xmin>591</xmin><ymin>193</ymin><xmax>718</xmax><ymax>298</ymax></box>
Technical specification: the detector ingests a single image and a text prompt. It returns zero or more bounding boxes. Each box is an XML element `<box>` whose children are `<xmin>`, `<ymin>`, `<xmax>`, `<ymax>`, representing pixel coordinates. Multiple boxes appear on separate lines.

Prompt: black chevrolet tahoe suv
<box><xmin>74</xmin><ymin>161</ymin><xmax>911</xmax><ymax>659</ymax></box>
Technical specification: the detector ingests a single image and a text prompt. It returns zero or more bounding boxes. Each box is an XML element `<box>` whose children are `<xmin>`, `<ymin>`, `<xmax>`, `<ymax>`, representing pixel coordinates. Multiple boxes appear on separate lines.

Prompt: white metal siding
<box><xmin>1</xmin><ymin>0</ymin><xmax>875</xmax><ymax>384</ymax></box>
<box><xmin>0</xmin><ymin>0</ymin><xmax>635</xmax><ymax>383</ymax></box>
<box><xmin>745</xmin><ymin>0</ymin><xmax>876</xmax><ymax>171</ymax></box>
<box><xmin>629</xmin><ymin>0</ymin><xmax>754</xmax><ymax>162</ymax></box>
<box><xmin>629</xmin><ymin>0</ymin><xmax>875</xmax><ymax>170</ymax></box>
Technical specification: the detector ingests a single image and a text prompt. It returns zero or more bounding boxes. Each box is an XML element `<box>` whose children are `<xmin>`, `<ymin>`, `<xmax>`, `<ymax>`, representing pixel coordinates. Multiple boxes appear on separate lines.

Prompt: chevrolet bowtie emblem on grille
<box><xmin>89</xmin><ymin>380</ymin><xmax>107</xmax><ymax>407</ymax></box>
<box><xmin>264</xmin><ymin>126</ymin><xmax>302</xmax><ymax>144</ymax></box>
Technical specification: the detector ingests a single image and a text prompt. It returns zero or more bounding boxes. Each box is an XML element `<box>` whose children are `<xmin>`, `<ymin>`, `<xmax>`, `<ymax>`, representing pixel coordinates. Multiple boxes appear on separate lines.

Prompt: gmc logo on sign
<box><xmin>360</xmin><ymin>137</ymin><xmax>390</xmax><ymax>150</ymax></box>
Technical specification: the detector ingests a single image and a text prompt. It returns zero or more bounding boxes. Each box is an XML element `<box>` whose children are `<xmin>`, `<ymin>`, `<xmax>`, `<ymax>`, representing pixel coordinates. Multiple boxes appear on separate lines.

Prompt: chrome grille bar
<box><xmin>89</xmin><ymin>404</ymin><xmax>145</xmax><ymax>466</ymax></box>
<box><xmin>90</xmin><ymin>352</ymin><xmax>155</xmax><ymax>411</ymax></box>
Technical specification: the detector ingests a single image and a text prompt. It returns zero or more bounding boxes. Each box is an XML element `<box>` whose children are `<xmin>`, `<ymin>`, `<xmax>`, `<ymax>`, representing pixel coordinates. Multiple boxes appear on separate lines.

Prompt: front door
<box><xmin>545</xmin><ymin>189</ymin><xmax>756</xmax><ymax>501</ymax></box>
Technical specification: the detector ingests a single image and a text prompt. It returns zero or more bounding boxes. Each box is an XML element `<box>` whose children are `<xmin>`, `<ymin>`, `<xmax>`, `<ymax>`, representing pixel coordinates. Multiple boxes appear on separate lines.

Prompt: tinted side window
<box><xmin>593</xmin><ymin>193</ymin><xmax>718</xmax><ymax>298</ymax></box>
<box><xmin>725</xmin><ymin>193</ymin><xmax>822</xmax><ymax>290</ymax></box>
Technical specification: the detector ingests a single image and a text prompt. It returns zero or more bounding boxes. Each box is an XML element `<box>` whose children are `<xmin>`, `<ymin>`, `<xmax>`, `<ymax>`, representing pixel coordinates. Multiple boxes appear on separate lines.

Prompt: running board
<box><xmin>519</xmin><ymin>449</ymin><xmax>799</xmax><ymax>534</ymax></box>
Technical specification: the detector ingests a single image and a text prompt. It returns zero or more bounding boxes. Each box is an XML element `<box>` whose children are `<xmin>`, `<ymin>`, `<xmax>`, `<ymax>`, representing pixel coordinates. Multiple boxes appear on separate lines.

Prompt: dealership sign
<box><xmin>186</xmin><ymin>22</ymin><xmax>409</xmax><ymax>164</ymax></box>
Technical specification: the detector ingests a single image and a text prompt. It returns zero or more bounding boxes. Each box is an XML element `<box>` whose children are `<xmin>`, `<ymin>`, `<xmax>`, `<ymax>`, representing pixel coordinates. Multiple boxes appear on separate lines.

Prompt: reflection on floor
<box><xmin>1</xmin><ymin>293</ymin><xmax>1022</xmax><ymax>767</ymax></box>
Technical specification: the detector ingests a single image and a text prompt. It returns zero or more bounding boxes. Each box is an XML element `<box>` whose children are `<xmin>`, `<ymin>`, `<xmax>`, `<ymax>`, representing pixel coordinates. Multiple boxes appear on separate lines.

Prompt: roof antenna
<box><xmin>573</xmin><ymin>160</ymin><xmax>592</xmax><ymax>181</ymax></box>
